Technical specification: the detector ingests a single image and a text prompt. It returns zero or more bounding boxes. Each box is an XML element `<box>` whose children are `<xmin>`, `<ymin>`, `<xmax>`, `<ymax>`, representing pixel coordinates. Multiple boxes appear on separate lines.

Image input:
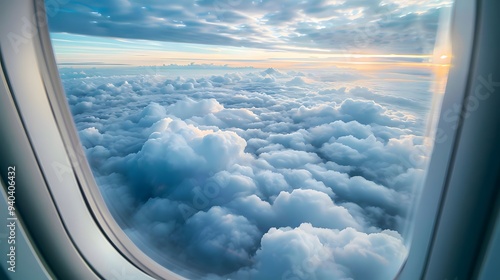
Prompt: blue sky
<box><xmin>47</xmin><ymin>0</ymin><xmax>452</xmax><ymax>67</ymax></box>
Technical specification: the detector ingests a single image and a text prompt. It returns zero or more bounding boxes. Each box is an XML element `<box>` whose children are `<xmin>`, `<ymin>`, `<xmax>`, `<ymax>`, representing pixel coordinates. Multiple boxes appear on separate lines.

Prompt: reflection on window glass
<box><xmin>47</xmin><ymin>0</ymin><xmax>452</xmax><ymax>279</ymax></box>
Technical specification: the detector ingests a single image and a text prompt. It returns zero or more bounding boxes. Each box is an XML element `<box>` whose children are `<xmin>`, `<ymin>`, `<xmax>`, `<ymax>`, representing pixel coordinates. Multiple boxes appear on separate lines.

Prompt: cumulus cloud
<box><xmin>234</xmin><ymin>223</ymin><xmax>407</xmax><ymax>280</ymax></box>
<box><xmin>272</xmin><ymin>189</ymin><xmax>360</xmax><ymax>230</ymax></box>
<box><xmin>166</xmin><ymin>97</ymin><xmax>223</xmax><ymax>119</ymax></box>
<box><xmin>181</xmin><ymin>206</ymin><xmax>261</xmax><ymax>274</ymax></box>
<box><xmin>61</xmin><ymin>65</ymin><xmax>433</xmax><ymax>279</ymax></box>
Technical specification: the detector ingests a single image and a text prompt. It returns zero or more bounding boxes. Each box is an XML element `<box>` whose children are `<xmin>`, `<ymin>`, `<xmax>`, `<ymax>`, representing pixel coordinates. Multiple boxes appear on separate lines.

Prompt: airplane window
<box><xmin>45</xmin><ymin>0</ymin><xmax>453</xmax><ymax>279</ymax></box>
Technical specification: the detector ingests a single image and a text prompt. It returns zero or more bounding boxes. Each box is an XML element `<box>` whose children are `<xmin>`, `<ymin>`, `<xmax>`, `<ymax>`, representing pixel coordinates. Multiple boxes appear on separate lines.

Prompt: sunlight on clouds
<box><xmin>48</xmin><ymin>0</ymin><xmax>452</xmax><ymax>278</ymax></box>
<box><xmin>51</xmin><ymin>33</ymin><xmax>441</xmax><ymax>69</ymax></box>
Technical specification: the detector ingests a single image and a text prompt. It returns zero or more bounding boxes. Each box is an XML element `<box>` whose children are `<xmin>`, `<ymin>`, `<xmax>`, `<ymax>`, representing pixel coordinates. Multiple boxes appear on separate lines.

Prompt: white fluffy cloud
<box><xmin>234</xmin><ymin>223</ymin><xmax>407</xmax><ymax>280</ymax></box>
<box><xmin>166</xmin><ymin>97</ymin><xmax>224</xmax><ymax>119</ymax></box>
<box><xmin>61</xmin><ymin>66</ymin><xmax>433</xmax><ymax>279</ymax></box>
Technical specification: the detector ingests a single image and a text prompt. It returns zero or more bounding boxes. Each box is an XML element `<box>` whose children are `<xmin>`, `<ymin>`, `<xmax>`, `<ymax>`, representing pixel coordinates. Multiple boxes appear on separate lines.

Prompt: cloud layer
<box><xmin>47</xmin><ymin>0</ymin><xmax>449</xmax><ymax>54</ymax></box>
<box><xmin>62</xmin><ymin>65</ymin><xmax>433</xmax><ymax>279</ymax></box>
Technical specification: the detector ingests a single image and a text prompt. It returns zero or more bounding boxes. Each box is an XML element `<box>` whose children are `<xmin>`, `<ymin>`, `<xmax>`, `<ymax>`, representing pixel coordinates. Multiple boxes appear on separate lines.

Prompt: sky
<box><xmin>47</xmin><ymin>0</ymin><xmax>452</xmax><ymax>279</ymax></box>
<box><xmin>47</xmin><ymin>0</ymin><xmax>452</xmax><ymax>67</ymax></box>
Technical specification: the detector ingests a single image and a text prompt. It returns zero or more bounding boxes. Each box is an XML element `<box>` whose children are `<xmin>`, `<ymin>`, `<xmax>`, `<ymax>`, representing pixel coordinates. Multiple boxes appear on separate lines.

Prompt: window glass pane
<box><xmin>46</xmin><ymin>0</ymin><xmax>453</xmax><ymax>279</ymax></box>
